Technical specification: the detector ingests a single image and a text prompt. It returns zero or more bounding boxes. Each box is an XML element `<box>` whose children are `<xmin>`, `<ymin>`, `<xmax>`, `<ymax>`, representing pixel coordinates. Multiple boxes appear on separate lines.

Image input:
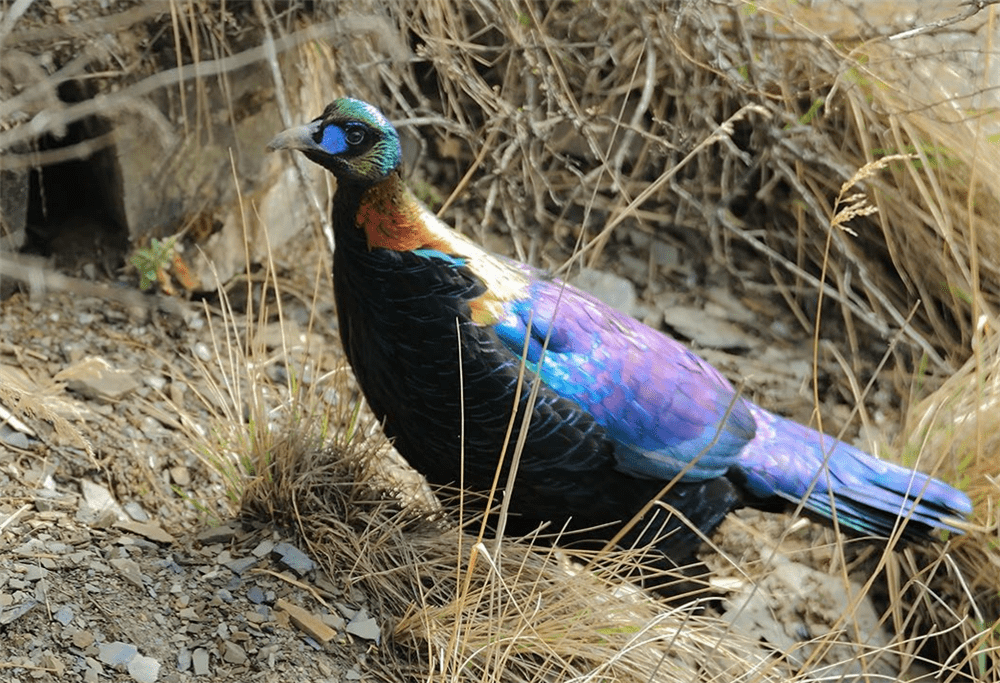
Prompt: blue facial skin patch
<box><xmin>320</xmin><ymin>124</ymin><xmax>347</xmax><ymax>155</ymax></box>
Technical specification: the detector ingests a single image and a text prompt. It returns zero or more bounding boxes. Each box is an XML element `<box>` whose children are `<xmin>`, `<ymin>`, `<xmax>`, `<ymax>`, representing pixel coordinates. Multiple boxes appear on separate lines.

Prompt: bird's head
<box><xmin>268</xmin><ymin>98</ymin><xmax>401</xmax><ymax>185</ymax></box>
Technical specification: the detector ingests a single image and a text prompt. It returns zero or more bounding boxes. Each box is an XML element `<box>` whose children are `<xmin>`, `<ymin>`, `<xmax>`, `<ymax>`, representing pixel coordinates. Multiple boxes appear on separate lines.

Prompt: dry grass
<box><xmin>241</xmin><ymin>438</ymin><xmax>789</xmax><ymax>683</ymax></box>
<box><xmin>3</xmin><ymin>0</ymin><xmax>998</xmax><ymax>681</ymax></box>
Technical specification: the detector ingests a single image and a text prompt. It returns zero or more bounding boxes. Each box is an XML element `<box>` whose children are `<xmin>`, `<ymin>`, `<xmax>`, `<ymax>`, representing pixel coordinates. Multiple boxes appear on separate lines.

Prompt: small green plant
<box><xmin>947</xmin><ymin>282</ymin><xmax>974</xmax><ymax>305</ymax></box>
<box><xmin>974</xmin><ymin>618</ymin><xmax>1000</xmax><ymax>677</ymax></box>
<box><xmin>793</xmin><ymin>97</ymin><xmax>824</xmax><ymax>127</ymax></box>
<box><xmin>131</xmin><ymin>236</ymin><xmax>178</xmax><ymax>291</ymax></box>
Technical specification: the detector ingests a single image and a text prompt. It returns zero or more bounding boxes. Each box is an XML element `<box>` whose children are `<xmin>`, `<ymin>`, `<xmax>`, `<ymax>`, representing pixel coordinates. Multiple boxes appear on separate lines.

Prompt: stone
<box><xmin>570</xmin><ymin>267</ymin><xmax>637</xmax><ymax>317</ymax></box>
<box><xmin>660</xmin><ymin>305</ymin><xmax>754</xmax><ymax>351</ymax></box>
<box><xmin>128</xmin><ymin>655</ymin><xmax>160</xmax><ymax>683</ymax></box>
<box><xmin>250</xmin><ymin>539</ymin><xmax>274</xmax><ymax>558</ymax></box>
<box><xmin>275</xmin><ymin>598</ymin><xmax>336</xmax><ymax>645</ymax></box>
<box><xmin>98</xmin><ymin>641</ymin><xmax>138</xmax><ymax>666</ymax></box>
<box><xmin>0</xmin><ymin>424</ymin><xmax>30</xmax><ymax>449</ymax></box>
<box><xmin>192</xmin><ymin>648</ymin><xmax>210</xmax><ymax>676</ymax></box>
<box><xmin>23</xmin><ymin>565</ymin><xmax>47</xmax><ymax>581</ymax></box>
<box><xmin>55</xmin><ymin>356</ymin><xmax>140</xmax><ymax>402</ymax></box>
<box><xmin>224</xmin><ymin>556</ymin><xmax>257</xmax><ymax>575</ymax></box>
<box><xmin>346</xmin><ymin>609</ymin><xmax>380</xmax><ymax>644</ymax></box>
<box><xmin>77</xmin><ymin>479</ymin><xmax>125</xmax><ymax>524</ymax></box>
<box><xmin>271</xmin><ymin>542</ymin><xmax>315</xmax><ymax>576</ymax></box>
<box><xmin>73</xmin><ymin>630</ymin><xmax>95</xmax><ymax>648</ymax></box>
<box><xmin>110</xmin><ymin>557</ymin><xmax>145</xmax><ymax>590</ymax></box>
<box><xmin>221</xmin><ymin>640</ymin><xmax>247</xmax><ymax>665</ymax></box>
<box><xmin>0</xmin><ymin>599</ymin><xmax>36</xmax><ymax>625</ymax></box>
<box><xmin>122</xmin><ymin>502</ymin><xmax>150</xmax><ymax>523</ymax></box>
<box><xmin>246</xmin><ymin>586</ymin><xmax>265</xmax><ymax>604</ymax></box>
<box><xmin>169</xmin><ymin>466</ymin><xmax>190</xmax><ymax>487</ymax></box>
<box><xmin>115</xmin><ymin>520</ymin><xmax>176</xmax><ymax>545</ymax></box>
<box><xmin>195</xmin><ymin>522</ymin><xmax>239</xmax><ymax>545</ymax></box>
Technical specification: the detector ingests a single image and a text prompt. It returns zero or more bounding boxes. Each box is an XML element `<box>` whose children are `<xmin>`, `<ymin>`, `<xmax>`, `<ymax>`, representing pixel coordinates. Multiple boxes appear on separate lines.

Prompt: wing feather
<box><xmin>488</xmin><ymin>269</ymin><xmax>755</xmax><ymax>481</ymax></box>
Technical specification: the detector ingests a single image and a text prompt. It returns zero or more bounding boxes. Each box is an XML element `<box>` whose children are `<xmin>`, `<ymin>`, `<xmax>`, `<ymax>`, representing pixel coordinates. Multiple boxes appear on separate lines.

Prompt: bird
<box><xmin>268</xmin><ymin>97</ymin><xmax>972</xmax><ymax>581</ymax></box>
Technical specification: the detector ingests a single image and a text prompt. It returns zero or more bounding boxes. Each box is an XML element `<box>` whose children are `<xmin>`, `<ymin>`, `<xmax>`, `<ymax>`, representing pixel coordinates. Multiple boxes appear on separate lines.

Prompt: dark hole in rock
<box><xmin>22</xmin><ymin>79</ymin><xmax>129</xmax><ymax>278</ymax></box>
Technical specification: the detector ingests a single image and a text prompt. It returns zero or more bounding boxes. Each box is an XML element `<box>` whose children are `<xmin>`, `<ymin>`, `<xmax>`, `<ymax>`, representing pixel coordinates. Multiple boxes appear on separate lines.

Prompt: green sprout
<box><xmin>131</xmin><ymin>236</ymin><xmax>179</xmax><ymax>291</ymax></box>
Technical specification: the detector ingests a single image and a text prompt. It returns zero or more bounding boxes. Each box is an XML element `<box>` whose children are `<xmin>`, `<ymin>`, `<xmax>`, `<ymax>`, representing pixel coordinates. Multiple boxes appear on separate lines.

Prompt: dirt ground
<box><xmin>0</xmin><ymin>264</ymin><xmax>386</xmax><ymax>682</ymax></box>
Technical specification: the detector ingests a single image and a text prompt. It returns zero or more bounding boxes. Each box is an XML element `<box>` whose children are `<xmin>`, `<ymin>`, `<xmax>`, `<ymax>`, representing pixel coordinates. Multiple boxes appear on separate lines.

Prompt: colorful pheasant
<box><xmin>269</xmin><ymin>98</ymin><xmax>971</xmax><ymax>572</ymax></box>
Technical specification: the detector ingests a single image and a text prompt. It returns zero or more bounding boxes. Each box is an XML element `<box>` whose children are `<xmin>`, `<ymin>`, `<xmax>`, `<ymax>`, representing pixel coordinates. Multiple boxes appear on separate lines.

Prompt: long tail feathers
<box><xmin>738</xmin><ymin>408</ymin><xmax>972</xmax><ymax>539</ymax></box>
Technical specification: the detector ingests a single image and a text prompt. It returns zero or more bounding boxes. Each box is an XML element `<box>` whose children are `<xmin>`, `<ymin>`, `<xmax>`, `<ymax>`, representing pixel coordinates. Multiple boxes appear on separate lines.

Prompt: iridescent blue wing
<box><xmin>490</xmin><ymin>270</ymin><xmax>755</xmax><ymax>482</ymax></box>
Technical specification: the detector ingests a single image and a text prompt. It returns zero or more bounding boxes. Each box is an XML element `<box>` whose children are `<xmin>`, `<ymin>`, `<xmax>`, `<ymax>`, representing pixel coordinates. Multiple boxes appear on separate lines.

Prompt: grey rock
<box><xmin>84</xmin><ymin>656</ymin><xmax>104</xmax><ymax>682</ymax></box>
<box><xmin>192</xmin><ymin>648</ymin><xmax>210</xmax><ymax>676</ymax></box>
<box><xmin>169</xmin><ymin>466</ymin><xmax>190</xmax><ymax>487</ymax></box>
<box><xmin>23</xmin><ymin>565</ymin><xmax>47</xmax><ymax>581</ymax></box>
<box><xmin>110</xmin><ymin>557</ymin><xmax>146</xmax><ymax>590</ymax></box>
<box><xmin>651</xmin><ymin>239</ymin><xmax>680</xmax><ymax>268</ymax></box>
<box><xmin>195</xmin><ymin>522</ymin><xmax>239</xmax><ymax>545</ymax></box>
<box><xmin>77</xmin><ymin>479</ymin><xmax>125</xmax><ymax>525</ymax></box>
<box><xmin>144</xmin><ymin>374</ymin><xmax>168</xmax><ymax>391</ymax></box>
<box><xmin>224</xmin><ymin>556</ymin><xmax>257</xmax><ymax>575</ymax></box>
<box><xmin>0</xmin><ymin>424</ymin><xmax>30</xmax><ymax>449</ymax></box>
<box><xmin>0</xmin><ymin>599</ymin><xmax>37</xmax><ymax>625</ymax></box>
<box><xmin>54</xmin><ymin>605</ymin><xmax>74</xmax><ymax>625</ymax></box>
<box><xmin>128</xmin><ymin>654</ymin><xmax>160</xmax><ymax>683</ymax></box>
<box><xmin>271</xmin><ymin>542</ymin><xmax>315</xmax><ymax>576</ymax></box>
<box><xmin>570</xmin><ymin>267</ymin><xmax>637</xmax><ymax>317</ymax></box>
<box><xmin>98</xmin><ymin>641</ymin><xmax>138</xmax><ymax>666</ymax></box>
<box><xmin>246</xmin><ymin>586</ymin><xmax>265</xmax><ymax>604</ymax></box>
<box><xmin>661</xmin><ymin>305</ymin><xmax>754</xmax><ymax>351</ymax></box>
<box><xmin>55</xmin><ymin>356</ymin><xmax>140</xmax><ymax>402</ymax></box>
<box><xmin>250</xmin><ymin>539</ymin><xmax>274</xmax><ymax>558</ymax></box>
<box><xmin>321</xmin><ymin>612</ymin><xmax>345</xmax><ymax>631</ymax></box>
<box><xmin>221</xmin><ymin>640</ymin><xmax>247</xmax><ymax>665</ymax></box>
<box><xmin>346</xmin><ymin>609</ymin><xmax>380</xmax><ymax>644</ymax></box>
<box><xmin>192</xmin><ymin>343</ymin><xmax>213</xmax><ymax>362</ymax></box>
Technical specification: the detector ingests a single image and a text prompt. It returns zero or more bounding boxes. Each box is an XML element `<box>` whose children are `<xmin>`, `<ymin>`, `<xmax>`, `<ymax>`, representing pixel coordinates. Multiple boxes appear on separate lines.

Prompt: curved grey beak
<box><xmin>267</xmin><ymin>120</ymin><xmax>323</xmax><ymax>153</ymax></box>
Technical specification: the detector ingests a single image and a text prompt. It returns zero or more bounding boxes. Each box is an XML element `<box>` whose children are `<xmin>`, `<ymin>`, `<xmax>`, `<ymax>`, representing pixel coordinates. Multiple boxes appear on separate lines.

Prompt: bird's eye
<box><xmin>345</xmin><ymin>128</ymin><xmax>366</xmax><ymax>146</ymax></box>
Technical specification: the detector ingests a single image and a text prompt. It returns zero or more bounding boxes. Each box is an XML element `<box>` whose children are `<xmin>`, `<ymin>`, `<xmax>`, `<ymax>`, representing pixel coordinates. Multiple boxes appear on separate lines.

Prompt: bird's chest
<box><xmin>331</xmin><ymin>249</ymin><xmax>535</xmax><ymax>485</ymax></box>
<box><xmin>334</xmin><ymin>250</ymin><xmax>499</xmax><ymax>405</ymax></box>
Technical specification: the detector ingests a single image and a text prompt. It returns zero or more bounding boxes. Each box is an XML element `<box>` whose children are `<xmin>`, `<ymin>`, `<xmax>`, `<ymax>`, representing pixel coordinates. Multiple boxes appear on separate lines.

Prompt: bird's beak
<box><xmin>267</xmin><ymin>120</ymin><xmax>323</xmax><ymax>153</ymax></box>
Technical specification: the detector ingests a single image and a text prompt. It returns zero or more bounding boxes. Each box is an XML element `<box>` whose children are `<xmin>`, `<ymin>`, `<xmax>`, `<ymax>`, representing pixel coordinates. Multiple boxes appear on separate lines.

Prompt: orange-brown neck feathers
<box><xmin>353</xmin><ymin>173</ymin><xmax>531</xmax><ymax>325</ymax></box>
<box><xmin>356</xmin><ymin>173</ymin><xmax>443</xmax><ymax>252</ymax></box>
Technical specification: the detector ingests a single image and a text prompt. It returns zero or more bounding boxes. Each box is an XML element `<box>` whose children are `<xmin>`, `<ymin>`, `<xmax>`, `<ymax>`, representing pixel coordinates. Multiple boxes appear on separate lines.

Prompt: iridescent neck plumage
<box><xmin>355</xmin><ymin>173</ymin><xmax>432</xmax><ymax>251</ymax></box>
<box><xmin>351</xmin><ymin>173</ymin><xmax>530</xmax><ymax>325</ymax></box>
